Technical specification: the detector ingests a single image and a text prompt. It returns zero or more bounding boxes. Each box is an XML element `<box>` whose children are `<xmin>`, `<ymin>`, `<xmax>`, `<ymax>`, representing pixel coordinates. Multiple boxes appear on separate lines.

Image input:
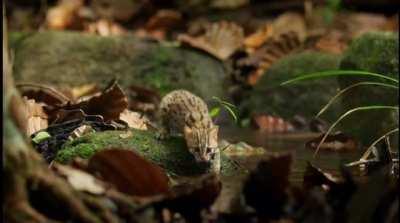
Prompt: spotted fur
<box><xmin>159</xmin><ymin>90</ymin><xmax>220</xmax><ymax>172</ymax></box>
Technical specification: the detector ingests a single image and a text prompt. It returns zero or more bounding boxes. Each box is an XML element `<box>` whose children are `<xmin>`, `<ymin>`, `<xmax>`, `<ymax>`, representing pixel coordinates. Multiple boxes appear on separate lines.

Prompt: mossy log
<box><xmin>56</xmin><ymin>129</ymin><xmax>243</xmax><ymax>176</ymax></box>
<box><xmin>9</xmin><ymin>31</ymin><xmax>226</xmax><ymax>99</ymax></box>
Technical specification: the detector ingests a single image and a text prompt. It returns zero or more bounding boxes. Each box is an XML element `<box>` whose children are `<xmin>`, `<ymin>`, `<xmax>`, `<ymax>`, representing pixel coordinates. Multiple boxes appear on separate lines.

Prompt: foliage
<box><xmin>210</xmin><ymin>96</ymin><xmax>238</xmax><ymax>123</ymax></box>
<box><xmin>283</xmin><ymin>70</ymin><xmax>399</xmax><ymax>157</ymax></box>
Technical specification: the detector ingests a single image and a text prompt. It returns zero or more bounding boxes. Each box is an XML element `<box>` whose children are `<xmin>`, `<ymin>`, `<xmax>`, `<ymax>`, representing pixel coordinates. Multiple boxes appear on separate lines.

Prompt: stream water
<box><xmin>210</xmin><ymin>126</ymin><xmax>363</xmax><ymax>213</ymax></box>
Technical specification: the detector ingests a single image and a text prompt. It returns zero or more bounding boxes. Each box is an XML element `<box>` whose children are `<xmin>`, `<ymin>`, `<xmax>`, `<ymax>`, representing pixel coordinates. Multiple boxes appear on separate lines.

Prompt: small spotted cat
<box><xmin>158</xmin><ymin>90</ymin><xmax>220</xmax><ymax>173</ymax></box>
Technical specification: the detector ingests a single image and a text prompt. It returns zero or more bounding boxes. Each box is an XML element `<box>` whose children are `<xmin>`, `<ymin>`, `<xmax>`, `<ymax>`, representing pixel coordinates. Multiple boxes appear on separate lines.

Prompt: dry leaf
<box><xmin>303</xmin><ymin>162</ymin><xmax>342</xmax><ymax>192</ymax></box>
<box><xmin>86</xmin><ymin>19</ymin><xmax>127</xmax><ymax>36</ymax></box>
<box><xmin>178</xmin><ymin>21</ymin><xmax>244</xmax><ymax>60</ymax></box>
<box><xmin>46</xmin><ymin>0</ymin><xmax>83</xmax><ymax>30</ymax></box>
<box><xmin>134</xmin><ymin>28</ymin><xmax>166</xmax><ymax>41</ymax></box>
<box><xmin>88</xmin><ymin>149</ymin><xmax>170</xmax><ymax>196</ymax></box>
<box><xmin>305</xmin><ymin>132</ymin><xmax>359</xmax><ymax>152</ymax></box>
<box><xmin>243</xmin><ymin>23</ymin><xmax>274</xmax><ymax>53</ymax></box>
<box><xmin>210</xmin><ymin>0</ymin><xmax>249</xmax><ymax>9</ymax></box>
<box><xmin>23</xmin><ymin>97</ymin><xmax>48</xmax><ymax>136</ymax></box>
<box><xmin>271</xmin><ymin>12</ymin><xmax>307</xmax><ymax>42</ymax></box>
<box><xmin>313</xmin><ymin>30</ymin><xmax>348</xmax><ymax>54</ymax></box>
<box><xmin>238</xmin><ymin>31</ymin><xmax>302</xmax><ymax>85</ymax></box>
<box><xmin>243</xmin><ymin>153</ymin><xmax>292</xmax><ymax>218</ymax></box>
<box><xmin>145</xmin><ymin>9</ymin><xmax>182</xmax><ymax>31</ymax></box>
<box><xmin>18</xmin><ymin>83</ymin><xmax>70</xmax><ymax>106</ymax></box>
<box><xmin>90</xmin><ymin>0</ymin><xmax>142</xmax><ymax>22</ymax></box>
<box><xmin>119</xmin><ymin>109</ymin><xmax>149</xmax><ymax>130</ymax></box>
<box><xmin>127</xmin><ymin>85</ymin><xmax>161</xmax><ymax>114</ymax></box>
<box><xmin>52</xmin><ymin>163</ymin><xmax>106</xmax><ymax>195</ymax></box>
<box><xmin>61</xmin><ymin>79</ymin><xmax>128</xmax><ymax>121</ymax></box>
<box><xmin>70</xmin><ymin>84</ymin><xmax>99</xmax><ymax>101</ymax></box>
<box><xmin>251</xmin><ymin>114</ymin><xmax>295</xmax><ymax>133</ymax></box>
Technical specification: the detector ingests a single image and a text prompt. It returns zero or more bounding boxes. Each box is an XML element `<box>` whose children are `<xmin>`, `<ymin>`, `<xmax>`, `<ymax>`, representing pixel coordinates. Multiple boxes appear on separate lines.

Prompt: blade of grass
<box><xmin>212</xmin><ymin>96</ymin><xmax>236</xmax><ymax>108</ymax></box>
<box><xmin>313</xmin><ymin>105</ymin><xmax>399</xmax><ymax>158</ymax></box>
<box><xmin>209</xmin><ymin>107</ymin><xmax>221</xmax><ymax>118</ymax></box>
<box><xmin>359</xmin><ymin>128</ymin><xmax>399</xmax><ymax>160</ymax></box>
<box><xmin>222</xmin><ymin>104</ymin><xmax>238</xmax><ymax>123</ymax></box>
<box><xmin>281</xmin><ymin>70</ymin><xmax>399</xmax><ymax>86</ymax></box>
<box><xmin>317</xmin><ymin>82</ymin><xmax>398</xmax><ymax>117</ymax></box>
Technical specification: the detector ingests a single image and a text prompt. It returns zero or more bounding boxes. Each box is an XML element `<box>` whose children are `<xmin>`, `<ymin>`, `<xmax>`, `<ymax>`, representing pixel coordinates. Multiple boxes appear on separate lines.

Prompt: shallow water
<box><xmin>211</xmin><ymin>127</ymin><xmax>363</xmax><ymax>213</ymax></box>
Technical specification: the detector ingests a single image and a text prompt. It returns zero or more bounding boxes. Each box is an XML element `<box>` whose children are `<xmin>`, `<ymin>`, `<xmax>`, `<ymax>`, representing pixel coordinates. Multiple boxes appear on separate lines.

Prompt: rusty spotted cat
<box><xmin>158</xmin><ymin>90</ymin><xmax>220</xmax><ymax>172</ymax></box>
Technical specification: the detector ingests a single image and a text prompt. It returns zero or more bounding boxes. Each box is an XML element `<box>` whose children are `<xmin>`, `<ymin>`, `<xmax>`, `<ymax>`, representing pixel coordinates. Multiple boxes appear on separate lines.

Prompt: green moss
<box><xmin>242</xmin><ymin>51</ymin><xmax>341</xmax><ymax>121</ymax></box>
<box><xmin>10</xmin><ymin>31</ymin><xmax>226</xmax><ymax>100</ymax></box>
<box><xmin>338</xmin><ymin>32</ymin><xmax>399</xmax><ymax>146</ymax></box>
<box><xmin>56</xmin><ymin>129</ymin><xmax>242</xmax><ymax>176</ymax></box>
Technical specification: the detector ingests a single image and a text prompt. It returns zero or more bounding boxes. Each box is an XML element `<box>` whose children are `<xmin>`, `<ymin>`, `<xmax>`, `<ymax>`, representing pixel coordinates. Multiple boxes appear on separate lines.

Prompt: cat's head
<box><xmin>184</xmin><ymin>125</ymin><xmax>219</xmax><ymax>162</ymax></box>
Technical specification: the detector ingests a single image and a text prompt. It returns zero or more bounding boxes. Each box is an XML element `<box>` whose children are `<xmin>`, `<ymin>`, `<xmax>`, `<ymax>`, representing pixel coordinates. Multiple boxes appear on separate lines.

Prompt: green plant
<box><xmin>323</xmin><ymin>0</ymin><xmax>342</xmax><ymax>24</ymax></box>
<box><xmin>282</xmin><ymin>70</ymin><xmax>399</xmax><ymax>157</ymax></box>
<box><xmin>209</xmin><ymin>96</ymin><xmax>238</xmax><ymax>123</ymax></box>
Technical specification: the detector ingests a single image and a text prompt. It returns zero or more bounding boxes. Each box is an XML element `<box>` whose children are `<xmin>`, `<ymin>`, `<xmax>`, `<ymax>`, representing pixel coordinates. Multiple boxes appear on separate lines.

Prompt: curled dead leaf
<box><xmin>86</xmin><ymin>19</ymin><xmax>127</xmax><ymax>36</ymax></box>
<box><xmin>251</xmin><ymin>114</ymin><xmax>295</xmax><ymax>133</ymax></box>
<box><xmin>60</xmin><ymin>79</ymin><xmax>128</xmax><ymax>121</ymax></box>
<box><xmin>305</xmin><ymin>132</ymin><xmax>359</xmax><ymax>152</ymax></box>
<box><xmin>303</xmin><ymin>162</ymin><xmax>342</xmax><ymax>192</ymax></box>
<box><xmin>46</xmin><ymin>0</ymin><xmax>83</xmax><ymax>30</ymax></box>
<box><xmin>22</xmin><ymin>97</ymin><xmax>49</xmax><ymax>136</ymax></box>
<box><xmin>145</xmin><ymin>9</ymin><xmax>182</xmax><ymax>31</ymax></box>
<box><xmin>88</xmin><ymin>149</ymin><xmax>170</xmax><ymax>196</ymax></box>
<box><xmin>243</xmin><ymin>153</ymin><xmax>292</xmax><ymax>218</ymax></box>
<box><xmin>127</xmin><ymin>85</ymin><xmax>161</xmax><ymax>114</ymax></box>
<box><xmin>243</xmin><ymin>23</ymin><xmax>273</xmax><ymax>53</ymax></box>
<box><xmin>272</xmin><ymin>12</ymin><xmax>307</xmax><ymax>42</ymax></box>
<box><xmin>52</xmin><ymin>163</ymin><xmax>106</xmax><ymax>195</ymax></box>
<box><xmin>119</xmin><ymin>109</ymin><xmax>149</xmax><ymax>130</ymax></box>
<box><xmin>237</xmin><ymin>31</ymin><xmax>303</xmax><ymax>85</ymax></box>
<box><xmin>178</xmin><ymin>21</ymin><xmax>244</xmax><ymax>60</ymax></box>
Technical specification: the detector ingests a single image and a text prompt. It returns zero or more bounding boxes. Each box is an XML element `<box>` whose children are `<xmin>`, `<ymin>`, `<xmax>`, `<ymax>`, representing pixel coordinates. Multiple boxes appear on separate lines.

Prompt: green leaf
<box><xmin>209</xmin><ymin>107</ymin><xmax>221</xmax><ymax>118</ymax></box>
<box><xmin>281</xmin><ymin>70</ymin><xmax>399</xmax><ymax>86</ymax></box>
<box><xmin>317</xmin><ymin>81</ymin><xmax>398</xmax><ymax>117</ymax></box>
<box><xmin>32</xmin><ymin>131</ymin><xmax>51</xmax><ymax>144</ymax></box>
<box><xmin>313</xmin><ymin>105</ymin><xmax>399</xmax><ymax>157</ymax></box>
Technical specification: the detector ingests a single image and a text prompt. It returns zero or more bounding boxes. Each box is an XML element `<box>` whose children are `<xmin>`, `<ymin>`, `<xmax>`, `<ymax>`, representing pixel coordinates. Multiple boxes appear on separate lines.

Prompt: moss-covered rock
<box><xmin>10</xmin><ymin>31</ymin><xmax>226</xmax><ymax>99</ymax></box>
<box><xmin>241</xmin><ymin>51</ymin><xmax>342</xmax><ymax>121</ymax></box>
<box><xmin>56</xmin><ymin>129</ymin><xmax>242</xmax><ymax>176</ymax></box>
<box><xmin>338</xmin><ymin>32</ymin><xmax>399</xmax><ymax>146</ymax></box>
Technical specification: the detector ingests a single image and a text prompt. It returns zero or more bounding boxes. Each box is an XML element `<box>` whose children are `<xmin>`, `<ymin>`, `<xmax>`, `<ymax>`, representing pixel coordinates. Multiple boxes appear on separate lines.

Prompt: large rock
<box><xmin>55</xmin><ymin>129</ymin><xmax>242</xmax><ymax>176</ymax></box>
<box><xmin>10</xmin><ymin>31</ymin><xmax>226</xmax><ymax>99</ymax></box>
<box><xmin>241</xmin><ymin>51</ymin><xmax>342</xmax><ymax>122</ymax></box>
<box><xmin>338</xmin><ymin>32</ymin><xmax>399</xmax><ymax>146</ymax></box>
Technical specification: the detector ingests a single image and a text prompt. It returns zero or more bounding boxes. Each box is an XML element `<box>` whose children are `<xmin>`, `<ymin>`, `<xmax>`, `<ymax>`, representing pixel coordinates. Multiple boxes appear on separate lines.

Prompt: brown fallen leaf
<box><xmin>271</xmin><ymin>12</ymin><xmax>307</xmax><ymax>42</ymax></box>
<box><xmin>243</xmin><ymin>153</ymin><xmax>293</xmax><ymax>219</ymax></box>
<box><xmin>60</xmin><ymin>79</ymin><xmax>128</xmax><ymax>121</ymax></box>
<box><xmin>156</xmin><ymin>174</ymin><xmax>222</xmax><ymax>222</ymax></box>
<box><xmin>70</xmin><ymin>84</ymin><xmax>100</xmax><ymax>101</ymax></box>
<box><xmin>22</xmin><ymin>97</ymin><xmax>49</xmax><ymax>136</ymax></box>
<box><xmin>243</xmin><ymin>23</ymin><xmax>274</xmax><ymax>53</ymax></box>
<box><xmin>90</xmin><ymin>0</ymin><xmax>143</xmax><ymax>22</ymax></box>
<box><xmin>119</xmin><ymin>109</ymin><xmax>149</xmax><ymax>130</ymax></box>
<box><xmin>17</xmin><ymin>82</ymin><xmax>71</xmax><ymax>106</ymax></box>
<box><xmin>145</xmin><ymin>9</ymin><xmax>182</xmax><ymax>31</ymax></box>
<box><xmin>127</xmin><ymin>85</ymin><xmax>161</xmax><ymax>114</ymax></box>
<box><xmin>303</xmin><ymin>162</ymin><xmax>342</xmax><ymax>192</ymax></box>
<box><xmin>251</xmin><ymin>114</ymin><xmax>295</xmax><ymax>133</ymax></box>
<box><xmin>237</xmin><ymin>31</ymin><xmax>303</xmax><ymax>85</ymax></box>
<box><xmin>51</xmin><ymin>162</ymin><xmax>106</xmax><ymax>195</ymax></box>
<box><xmin>210</xmin><ymin>0</ymin><xmax>249</xmax><ymax>9</ymax></box>
<box><xmin>46</xmin><ymin>0</ymin><xmax>83</xmax><ymax>30</ymax></box>
<box><xmin>305</xmin><ymin>132</ymin><xmax>359</xmax><ymax>152</ymax></box>
<box><xmin>85</xmin><ymin>19</ymin><xmax>127</xmax><ymax>36</ymax></box>
<box><xmin>313</xmin><ymin>30</ymin><xmax>348</xmax><ymax>54</ymax></box>
<box><xmin>88</xmin><ymin>149</ymin><xmax>170</xmax><ymax>196</ymax></box>
<box><xmin>178</xmin><ymin>21</ymin><xmax>244</xmax><ymax>60</ymax></box>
